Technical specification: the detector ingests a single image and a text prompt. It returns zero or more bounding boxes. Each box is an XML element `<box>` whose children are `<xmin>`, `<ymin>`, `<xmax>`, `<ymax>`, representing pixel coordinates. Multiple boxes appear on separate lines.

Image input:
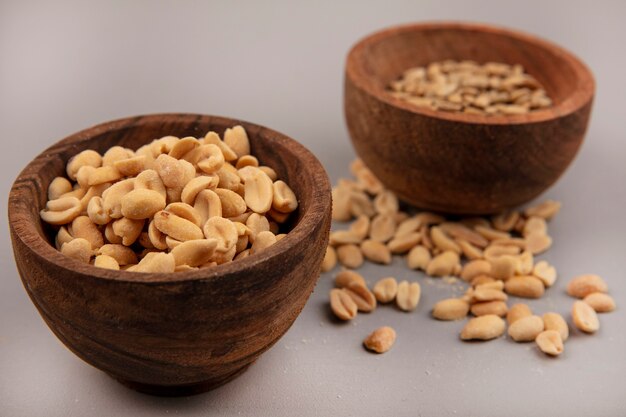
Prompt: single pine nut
<box><xmin>536</xmin><ymin>330</ymin><xmax>564</xmax><ymax>356</ymax></box>
<box><xmin>361</xmin><ymin>239</ymin><xmax>392</xmax><ymax>264</ymax></box>
<box><xmin>542</xmin><ymin>312</ymin><xmax>569</xmax><ymax>341</ymax></box>
<box><xmin>433</xmin><ymin>298</ymin><xmax>470</xmax><ymax>320</ymax></box>
<box><xmin>373</xmin><ymin>277</ymin><xmax>398</xmax><ymax>303</ymax></box>
<box><xmin>337</xmin><ymin>244</ymin><xmax>364</xmax><ymax>269</ymax></box>
<box><xmin>363</xmin><ymin>326</ymin><xmax>396</xmax><ymax>353</ymax></box>
<box><xmin>470</xmin><ymin>301</ymin><xmax>508</xmax><ymax>317</ymax></box>
<box><xmin>508</xmin><ymin>315</ymin><xmax>544</xmax><ymax>342</ymax></box>
<box><xmin>344</xmin><ymin>282</ymin><xmax>377</xmax><ymax>312</ymax></box>
<box><xmin>583</xmin><ymin>292</ymin><xmax>616</xmax><ymax>313</ymax></box>
<box><xmin>61</xmin><ymin>238</ymin><xmax>93</xmax><ymax>263</ymax></box>
<box><xmin>407</xmin><ymin>245</ymin><xmax>431</xmax><ymax>270</ymax></box>
<box><xmin>396</xmin><ymin>280</ymin><xmax>421</xmax><ymax>312</ymax></box>
<box><xmin>321</xmin><ymin>246</ymin><xmax>337</xmax><ymax>272</ymax></box>
<box><xmin>330</xmin><ymin>288</ymin><xmax>358</xmax><ymax>320</ymax></box>
<box><xmin>567</xmin><ymin>274</ymin><xmax>608</xmax><ymax>298</ymax></box>
<box><xmin>335</xmin><ymin>270</ymin><xmax>366</xmax><ymax>288</ymax></box>
<box><xmin>460</xmin><ymin>315</ymin><xmax>506</xmax><ymax>341</ymax></box>
<box><xmin>572</xmin><ymin>300</ymin><xmax>600</xmax><ymax>333</ymax></box>
<box><xmin>504</xmin><ymin>276</ymin><xmax>545</xmax><ymax>298</ymax></box>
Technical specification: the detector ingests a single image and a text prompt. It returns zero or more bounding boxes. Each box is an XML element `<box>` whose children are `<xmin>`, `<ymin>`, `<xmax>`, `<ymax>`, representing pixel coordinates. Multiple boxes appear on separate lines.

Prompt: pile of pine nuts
<box><xmin>40</xmin><ymin>126</ymin><xmax>298</xmax><ymax>273</ymax></box>
<box><xmin>388</xmin><ymin>60</ymin><xmax>552</xmax><ymax>115</ymax></box>
<box><xmin>324</xmin><ymin>159</ymin><xmax>615</xmax><ymax>356</ymax></box>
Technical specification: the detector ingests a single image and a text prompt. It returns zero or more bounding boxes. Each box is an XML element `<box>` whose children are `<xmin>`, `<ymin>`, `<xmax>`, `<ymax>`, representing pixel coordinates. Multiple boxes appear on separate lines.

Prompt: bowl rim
<box><xmin>8</xmin><ymin>113</ymin><xmax>331</xmax><ymax>285</ymax></box>
<box><xmin>346</xmin><ymin>21</ymin><xmax>595</xmax><ymax>125</ymax></box>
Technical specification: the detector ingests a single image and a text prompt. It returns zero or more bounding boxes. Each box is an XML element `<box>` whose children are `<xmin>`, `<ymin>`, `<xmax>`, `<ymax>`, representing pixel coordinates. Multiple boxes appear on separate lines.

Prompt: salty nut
<box><xmin>223</xmin><ymin>125</ymin><xmax>250</xmax><ymax>157</ymax></box>
<box><xmin>321</xmin><ymin>246</ymin><xmax>337</xmax><ymax>272</ymax></box>
<box><xmin>525</xmin><ymin>231</ymin><xmax>552</xmax><ymax>254</ymax></box>
<box><xmin>475</xmin><ymin>225</ymin><xmax>510</xmax><ymax>241</ymax></box>
<box><xmin>457</xmin><ymin>239</ymin><xmax>483</xmax><ymax>260</ymax></box>
<box><xmin>536</xmin><ymin>330</ymin><xmax>564</xmax><ymax>356</ymax></box>
<box><xmin>349</xmin><ymin>215</ymin><xmax>370</xmax><ymax>240</ymax></box>
<box><xmin>439</xmin><ymin>222</ymin><xmax>488</xmax><ymax>248</ymax></box>
<box><xmin>524</xmin><ymin>200</ymin><xmax>561</xmax><ymax>220</ymax></box>
<box><xmin>471</xmin><ymin>301</ymin><xmax>508</xmax><ymax>317</ymax></box>
<box><xmin>70</xmin><ymin>216</ymin><xmax>104</xmax><ymax>249</ymax></box>
<box><xmin>373</xmin><ymin>190</ymin><xmax>399</xmax><ymax>215</ymax></box>
<box><xmin>396</xmin><ymin>280</ymin><xmax>421</xmax><ymax>312</ymax></box>
<box><xmin>156</xmin><ymin>154</ymin><xmax>196</xmax><ymax>189</ymax></box>
<box><xmin>490</xmin><ymin>237</ymin><xmax>527</xmax><ymax>249</ymax></box>
<box><xmin>40</xmin><ymin>196</ymin><xmax>82</xmax><ymax>225</ymax></box>
<box><xmin>431</xmin><ymin>226</ymin><xmax>461</xmax><ymax>254</ymax></box>
<box><xmin>216</xmin><ymin>164</ymin><xmax>242</xmax><ymax>191</ymax></box>
<box><xmin>508</xmin><ymin>315</ymin><xmax>544</xmax><ymax>342</ymax></box>
<box><xmin>120</xmin><ymin>189</ymin><xmax>166</xmax><ymax>220</ymax></box>
<box><xmin>246</xmin><ymin>213</ymin><xmax>270</xmax><ymax>243</ymax></box>
<box><xmin>363</xmin><ymin>326</ymin><xmax>396</xmax><ymax>354</ymax></box>
<box><xmin>542</xmin><ymin>312</ymin><xmax>569</xmax><ymax>341</ymax></box>
<box><xmin>489</xmin><ymin>255</ymin><xmax>519</xmax><ymax>280</ymax></box>
<box><xmin>197</xmin><ymin>144</ymin><xmax>225</xmax><ymax>174</ymax></box>
<box><xmin>460</xmin><ymin>315</ymin><xmax>506</xmax><ymax>341</ymax></box>
<box><xmin>414</xmin><ymin>212</ymin><xmax>445</xmax><ymax>227</ymax></box>
<box><xmin>461</xmin><ymin>259</ymin><xmax>491</xmax><ymax>282</ymax></box>
<box><xmin>55</xmin><ymin>226</ymin><xmax>73</xmax><ymax>250</ymax></box>
<box><xmin>76</xmin><ymin>166</ymin><xmax>97</xmax><ymax>189</ymax></box>
<box><xmin>204</xmin><ymin>131</ymin><xmax>237</xmax><ymax>161</ymax></box>
<box><xmin>504</xmin><ymin>276</ymin><xmax>545</xmax><ymax>298</ymax></box>
<box><xmin>165</xmin><ymin>202</ymin><xmax>202</xmax><ymax>227</ymax></box>
<box><xmin>134</xmin><ymin>169</ymin><xmax>166</xmax><ymax>199</ymax></box>
<box><xmin>194</xmin><ymin>189</ymin><xmax>222</xmax><ymax>224</ymax></box>
<box><xmin>395</xmin><ymin>217</ymin><xmax>421</xmax><ymax>238</ymax></box>
<box><xmin>516</xmin><ymin>250</ymin><xmax>534</xmax><ymax>275</ymax></box>
<box><xmin>181</xmin><ymin>175</ymin><xmax>219</xmax><ymax>205</ymax></box>
<box><xmin>61</xmin><ymin>238</ymin><xmax>93</xmax><ymax>263</ymax></box>
<box><xmin>484</xmin><ymin>244</ymin><xmax>520</xmax><ymax>260</ymax></box>
<box><xmin>330</xmin><ymin>288</ymin><xmax>358</xmax><ymax>320</ymax></box>
<box><xmin>102</xmin><ymin>178</ymin><xmax>136</xmax><ymax>219</ymax></box>
<box><xmin>344</xmin><ymin>282</ymin><xmax>377</xmax><ymax>312</ymax></box>
<box><xmin>171</xmin><ymin>239</ymin><xmax>219</xmax><ymax>267</ymax></box>
<box><xmin>373</xmin><ymin>277</ymin><xmax>398</xmax><ymax>304</ymax></box>
<box><xmin>243</xmin><ymin>167</ymin><xmax>273</xmax><ymax>214</ymax></box>
<box><xmin>472</xmin><ymin>288</ymin><xmax>507</xmax><ymax>303</ymax></box>
<box><xmin>471</xmin><ymin>275</ymin><xmax>496</xmax><ymax>287</ymax></box>
<box><xmin>523</xmin><ymin>216</ymin><xmax>547</xmax><ymax>237</ymax></box>
<box><xmin>86</xmin><ymin>196</ymin><xmax>110</xmax><ymax>225</ymax></box>
<box><xmin>387</xmin><ymin>232</ymin><xmax>421</xmax><ymax>254</ymax></box>
<box><xmin>349</xmin><ymin>190</ymin><xmax>375</xmax><ymax>218</ymax></box>
<box><xmin>491</xmin><ymin>211</ymin><xmax>519</xmax><ymax>232</ymax></box>
<box><xmin>267</xmin><ymin>208</ymin><xmax>289</xmax><ymax>224</ymax></box>
<box><xmin>272</xmin><ymin>180</ymin><xmax>298</xmax><ymax>213</ymax></box>
<box><xmin>572</xmin><ymin>300</ymin><xmax>600</xmax><ymax>333</ymax></box>
<box><xmin>583</xmin><ymin>292</ymin><xmax>616</xmax><ymax>313</ymax></box>
<box><xmin>407</xmin><ymin>245</ymin><xmax>431</xmax><ymax>270</ymax></box>
<box><xmin>337</xmin><ymin>244</ymin><xmax>364</xmax><ymax>269</ymax></box>
<box><xmin>258</xmin><ymin>166</ymin><xmax>277</xmax><ymax>181</ymax></box>
<box><xmin>66</xmin><ymin>150</ymin><xmax>102</xmax><ymax>180</ymax></box>
<box><xmin>150</xmin><ymin>136</ymin><xmax>178</xmax><ymax>156</ymax></box>
<box><xmin>203</xmin><ymin>216</ymin><xmax>238</xmax><ymax>252</ymax></box>
<box><xmin>507</xmin><ymin>303</ymin><xmax>533</xmax><ymax>325</ymax></box>
<box><xmin>78</xmin><ymin>183</ymin><xmax>109</xmax><ymax>213</ymax></box>
<box><xmin>432</xmin><ymin>298</ymin><xmax>470</xmax><ymax>320</ymax></box>
<box><xmin>111</xmin><ymin>217</ymin><xmax>144</xmax><ymax>246</ymax></box>
<box><xmin>48</xmin><ymin>177</ymin><xmax>73</xmax><ymax>201</ymax></box>
<box><xmin>426</xmin><ymin>251</ymin><xmax>459</xmax><ymax>277</ymax></box>
<box><xmin>331</xmin><ymin>186</ymin><xmax>352</xmax><ymax>221</ymax></box>
<box><xmin>533</xmin><ymin>260</ymin><xmax>557</xmax><ymax>287</ymax></box>
<box><xmin>250</xmin><ymin>230</ymin><xmax>277</xmax><ymax>254</ymax></box>
<box><xmin>566</xmin><ymin>274</ymin><xmax>608</xmax><ymax>298</ymax></box>
<box><xmin>114</xmin><ymin>155</ymin><xmax>147</xmax><ymax>177</ymax></box>
<box><xmin>154</xmin><ymin>210</ymin><xmax>203</xmax><ymax>241</ymax></box>
<box><xmin>97</xmin><ymin>244</ymin><xmax>138</xmax><ymax>265</ymax></box>
<box><xmin>354</xmin><ymin>165</ymin><xmax>384</xmax><ymax>195</ymax></box>
<box><xmin>132</xmin><ymin>252</ymin><xmax>176</xmax><ymax>273</ymax></box>
<box><xmin>86</xmin><ymin>165</ymin><xmax>122</xmax><ymax>186</ymax></box>
<box><xmin>360</xmin><ymin>239</ymin><xmax>392</xmax><ymax>264</ymax></box>
<box><xmin>335</xmin><ymin>270</ymin><xmax>367</xmax><ymax>288</ymax></box>
<box><xmin>147</xmin><ymin>220</ymin><xmax>167</xmax><ymax>250</ymax></box>
<box><xmin>102</xmin><ymin>146</ymin><xmax>134</xmax><ymax>166</ymax></box>
<box><xmin>59</xmin><ymin>186</ymin><xmax>87</xmax><ymax>200</ymax></box>
<box><xmin>369</xmin><ymin>214</ymin><xmax>396</xmax><ymax>243</ymax></box>
<box><xmin>474</xmin><ymin>281</ymin><xmax>504</xmax><ymax>291</ymax></box>
<box><xmin>94</xmin><ymin>254</ymin><xmax>120</xmax><ymax>270</ymax></box>
<box><xmin>167</xmin><ymin>137</ymin><xmax>199</xmax><ymax>159</ymax></box>
<box><xmin>329</xmin><ymin>230</ymin><xmax>361</xmax><ymax>246</ymax></box>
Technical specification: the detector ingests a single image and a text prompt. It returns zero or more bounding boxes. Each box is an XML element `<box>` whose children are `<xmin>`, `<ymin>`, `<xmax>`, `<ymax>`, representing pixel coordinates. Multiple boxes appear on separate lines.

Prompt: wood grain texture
<box><xmin>345</xmin><ymin>22</ymin><xmax>595</xmax><ymax>214</ymax></box>
<box><xmin>8</xmin><ymin>113</ymin><xmax>332</xmax><ymax>396</ymax></box>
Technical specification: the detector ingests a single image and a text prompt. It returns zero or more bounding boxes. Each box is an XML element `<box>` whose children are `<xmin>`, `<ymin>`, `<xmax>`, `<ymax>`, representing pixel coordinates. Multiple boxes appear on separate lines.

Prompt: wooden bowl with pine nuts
<box><xmin>345</xmin><ymin>22</ymin><xmax>595</xmax><ymax>214</ymax></box>
<box><xmin>8</xmin><ymin>113</ymin><xmax>331</xmax><ymax>396</ymax></box>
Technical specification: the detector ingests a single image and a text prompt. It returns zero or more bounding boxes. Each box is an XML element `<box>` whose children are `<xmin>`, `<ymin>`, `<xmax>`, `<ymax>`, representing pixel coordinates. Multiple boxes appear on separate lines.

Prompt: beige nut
<box><xmin>102</xmin><ymin>146</ymin><xmax>134</xmax><ymax>166</ymax></box>
<box><xmin>203</xmin><ymin>217</ymin><xmax>238</xmax><ymax>252</ymax></box>
<box><xmin>396</xmin><ymin>280</ymin><xmax>421</xmax><ymax>312</ymax></box>
<box><xmin>215</xmin><ymin>188</ymin><xmax>247</xmax><ymax>218</ymax></box>
<box><xmin>70</xmin><ymin>216</ymin><xmax>104</xmax><ymax>249</ymax></box>
<box><xmin>112</xmin><ymin>217</ymin><xmax>144</xmax><ymax>246</ymax></box>
<box><xmin>524</xmin><ymin>200</ymin><xmax>561</xmax><ymax>220</ymax></box>
<box><xmin>426</xmin><ymin>251</ymin><xmax>459</xmax><ymax>277</ymax></box>
<box><xmin>249</xmin><ymin>230</ymin><xmax>277</xmax><ymax>254</ymax></box>
<box><xmin>120</xmin><ymin>189</ymin><xmax>166</xmax><ymax>220</ymax></box>
<box><xmin>61</xmin><ymin>238</ymin><xmax>93</xmax><ymax>263</ymax></box>
<box><xmin>331</xmin><ymin>186</ymin><xmax>352</xmax><ymax>221</ymax></box>
<box><xmin>387</xmin><ymin>232</ymin><xmax>421</xmax><ymax>254</ymax></box>
<box><xmin>395</xmin><ymin>216</ymin><xmax>422</xmax><ymax>238</ymax></box>
<box><xmin>246</xmin><ymin>213</ymin><xmax>270</xmax><ymax>243</ymax></box>
<box><xmin>461</xmin><ymin>259</ymin><xmax>491</xmax><ymax>282</ymax></box>
<box><xmin>504</xmin><ymin>276</ymin><xmax>545</xmax><ymax>298</ymax></box>
<box><xmin>572</xmin><ymin>300</ymin><xmax>600</xmax><ymax>333</ymax></box>
<box><xmin>168</xmin><ymin>137</ymin><xmax>199</xmax><ymax>159</ymax></box>
<box><xmin>330</xmin><ymin>288</ymin><xmax>358</xmax><ymax>320</ymax></box>
<box><xmin>508</xmin><ymin>315</ymin><xmax>544</xmax><ymax>342</ymax></box>
<box><xmin>197</xmin><ymin>144</ymin><xmax>225</xmax><ymax>174</ymax></box>
<box><xmin>48</xmin><ymin>177</ymin><xmax>73</xmax><ymax>201</ymax></box>
<box><xmin>147</xmin><ymin>220</ymin><xmax>167</xmax><ymax>250</ymax></box>
<box><xmin>235</xmin><ymin>155</ymin><xmax>259</xmax><ymax>169</ymax></box>
<box><xmin>484</xmin><ymin>244</ymin><xmax>520</xmax><ymax>260</ymax></box>
<box><xmin>272</xmin><ymin>180</ymin><xmax>298</xmax><ymax>213</ymax></box>
<box><xmin>536</xmin><ymin>330</ymin><xmax>564</xmax><ymax>356</ymax></box>
<box><xmin>474</xmin><ymin>281</ymin><xmax>504</xmax><ymax>291</ymax></box>
<box><xmin>194</xmin><ymin>189</ymin><xmax>223</xmax><ymax>224</ymax></box>
<box><xmin>216</xmin><ymin>163</ymin><xmax>242</xmax><ymax>191</ymax></box>
<box><xmin>369</xmin><ymin>214</ymin><xmax>396</xmax><ymax>243</ymax></box>
<box><xmin>407</xmin><ymin>245</ymin><xmax>431</xmax><ymax>270</ymax></box>
<box><xmin>344</xmin><ymin>282</ymin><xmax>377</xmax><ymax>312</ymax></box>
<box><xmin>567</xmin><ymin>274</ymin><xmax>608</xmax><ymax>298</ymax></box>
<box><xmin>542</xmin><ymin>312</ymin><xmax>569</xmax><ymax>341</ymax></box>
<box><xmin>373</xmin><ymin>190</ymin><xmax>398</xmax><ymax>215</ymax></box>
<box><xmin>475</xmin><ymin>225</ymin><xmax>510</xmax><ymax>241</ymax></box>
<box><xmin>321</xmin><ymin>246</ymin><xmax>337</xmax><ymax>272</ymax></box>
<box><xmin>525</xmin><ymin>231</ymin><xmax>552</xmax><ymax>254</ymax></box>
<box><xmin>153</xmin><ymin>210</ymin><xmax>203</xmax><ymax>241</ymax></box>
<box><xmin>155</xmin><ymin>154</ymin><xmax>195</xmax><ymax>189</ymax></box>
<box><xmin>349</xmin><ymin>190</ymin><xmax>375</xmax><ymax>218</ymax></box>
<box><xmin>373</xmin><ymin>277</ymin><xmax>398</xmax><ymax>304</ymax></box>
<box><xmin>181</xmin><ymin>175</ymin><xmax>219</xmax><ymax>205</ymax></box>
<box><xmin>432</xmin><ymin>298</ymin><xmax>470</xmax><ymax>320</ymax></box>
<box><xmin>243</xmin><ymin>167</ymin><xmax>274</xmax><ymax>214</ymax></box>
<box><xmin>439</xmin><ymin>222</ymin><xmax>489</xmax><ymax>248</ymax></box>
<box><xmin>131</xmin><ymin>252</ymin><xmax>176</xmax><ymax>273</ymax></box>
<box><xmin>489</xmin><ymin>255</ymin><xmax>519</xmax><ymax>280</ymax></box>
<box><xmin>165</xmin><ymin>202</ymin><xmax>202</xmax><ymax>227</ymax></box>
<box><xmin>336</xmin><ymin>244</ymin><xmax>364</xmax><ymax>269</ymax></box>
<box><xmin>96</xmin><ymin>244</ymin><xmax>138</xmax><ymax>265</ymax></box>
<box><xmin>55</xmin><ymin>226</ymin><xmax>73</xmax><ymax>250</ymax></box>
<box><xmin>533</xmin><ymin>260</ymin><xmax>557</xmax><ymax>287</ymax></box>
<box><xmin>457</xmin><ymin>239</ymin><xmax>484</xmax><ymax>260</ymax></box>
<box><xmin>360</xmin><ymin>239</ymin><xmax>392</xmax><ymax>264</ymax></box>
<box><xmin>114</xmin><ymin>155</ymin><xmax>147</xmax><ymax>177</ymax></box>
<box><xmin>204</xmin><ymin>131</ymin><xmax>238</xmax><ymax>161</ymax></box>
<box><xmin>94</xmin><ymin>254</ymin><xmax>120</xmax><ymax>270</ymax></box>
<box><xmin>431</xmin><ymin>226</ymin><xmax>461</xmax><ymax>253</ymax></box>
<box><xmin>349</xmin><ymin>215</ymin><xmax>370</xmax><ymax>240</ymax></box>
<box><xmin>66</xmin><ymin>150</ymin><xmax>102</xmax><ymax>180</ymax></box>
<box><xmin>335</xmin><ymin>270</ymin><xmax>367</xmax><ymax>289</ymax></box>
<box><xmin>171</xmin><ymin>239</ymin><xmax>219</xmax><ymax>267</ymax></box>
<box><xmin>516</xmin><ymin>250</ymin><xmax>534</xmax><ymax>275</ymax></box>
<box><xmin>491</xmin><ymin>211</ymin><xmax>520</xmax><ymax>232</ymax></box>
<box><xmin>506</xmin><ymin>303</ymin><xmax>533</xmax><ymax>325</ymax></box>
<box><xmin>363</xmin><ymin>326</ymin><xmax>396</xmax><ymax>353</ymax></box>
<box><xmin>329</xmin><ymin>230</ymin><xmax>362</xmax><ymax>246</ymax></box>
<box><xmin>460</xmin><ymin>315</ymin><xmax>506</xmax><ymax>341</ymax></box>
<box><xmin>134</xmin><ymin>169</ymin><xmax>166</xmax><ymax>199</ymax></box>
<box><xmin>87</xmin><ymin>196</ymin><xmax>110</xmax><ymax>225</ymax></box>
<box><xmin>470</xmin><ymin>301</ymin><xmax>508</xmax><ymax>317</ymax></box>
<box><xmin>223</xmin><ymin>125</ymin><xmax>250</xmax><ymax>157</ymax></box>
<box><xmin>523</xmin><ymin>216</ymin><xmax>547</xmax><ymax>237</ymax></box>
<box><xmin>40</xmin><ymin>196</ymin><xmax>82</xmax><ymax>225</ymax></box>
<box><xmin>87</xmin><ymin>165</ymin><xmax>122</xmax><ymax>186</ymax></box>
<box><xmin>583</xmin><ymin>292</ymin><xmax>616</xmax><ymax>313</ymax></box>
<box><xmin>472</xmin><ymin>288</ymin><xmax>508</xmax><ymax>303</ymax></box>
<box><xmin>102</xmin><ymin>178</ymin><xmax>135</xmax><ymax>219</ymax></box>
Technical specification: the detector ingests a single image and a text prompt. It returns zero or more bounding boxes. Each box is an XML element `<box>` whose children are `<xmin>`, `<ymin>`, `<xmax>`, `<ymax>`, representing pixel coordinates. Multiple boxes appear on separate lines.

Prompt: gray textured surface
<box><xmin>1</xmin><ymin>1</ymin><xmax>625</xmax><ymax>416</ymax></box>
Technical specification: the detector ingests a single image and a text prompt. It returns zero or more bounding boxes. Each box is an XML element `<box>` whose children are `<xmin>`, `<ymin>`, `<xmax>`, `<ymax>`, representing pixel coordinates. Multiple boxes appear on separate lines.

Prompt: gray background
<box><xmin>1</xmin><ymin>1</ymin><xmax>625</xmax><ymax>416</ymax></box>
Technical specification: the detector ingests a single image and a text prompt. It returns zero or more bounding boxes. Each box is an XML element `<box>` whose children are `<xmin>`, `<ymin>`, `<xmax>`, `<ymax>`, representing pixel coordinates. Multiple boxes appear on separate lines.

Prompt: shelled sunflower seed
<box><xmin>388</xmin><ymin>60</ymin><xmax>552</xmax><ymax>115</ymax></box>
<box><xmin>325</xmin><ymin>159</ymin><xmax>615</xmax><ymax>357</ymax></box>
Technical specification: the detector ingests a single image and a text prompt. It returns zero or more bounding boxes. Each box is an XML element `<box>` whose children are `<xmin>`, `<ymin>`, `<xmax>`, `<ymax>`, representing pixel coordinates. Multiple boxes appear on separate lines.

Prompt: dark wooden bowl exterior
<box><xmin>8</xmin><ymin>114</ymin><xmax>331</xmax><ymax>396</ymax></box>
<box><xmin>345</xmin><ymin>22</ymin><xmax>595</xmax><ymax>214</ymax></box>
